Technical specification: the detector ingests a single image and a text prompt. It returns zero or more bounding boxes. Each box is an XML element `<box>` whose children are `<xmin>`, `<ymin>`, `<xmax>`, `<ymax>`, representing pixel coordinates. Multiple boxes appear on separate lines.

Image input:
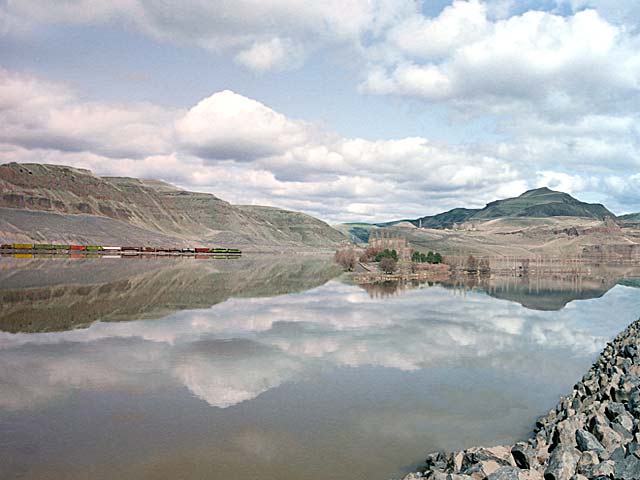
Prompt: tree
<box><xmin>362</xmin><ymin>246</ymin><xmax>382</xmax><ymax>261</ymax></box>
<box><xmin>426</xmin><ymin>251</ymin><xmax>435</xmax><ymax>263</ymax></box>
<box><xmin>379</xmin><ymin>257</ymin><xmax>397</xmax><ymax>274</ymax></box>
<box><xmin>433</xmin><ymin>253</ymin><xmax>443</xmax><ymax>264</ymax></box>
<box><xmin>466</xmin><ymin>255</ymin><xmax>478</xmax><ymax>273</ymax></box>
<box><xmin>478</xmin><ymin>258</ymin><xmax>490</xmax><ymax>274</ymax></box>
<box><xmin>334</xmin><ymin>248</ymin><xmax>358</xmax><ymax>271</ymax></box>
<box><xmin>374</xmin><ymin>248</ymin><xmax>398</xmax><ymax>262</ymax></box>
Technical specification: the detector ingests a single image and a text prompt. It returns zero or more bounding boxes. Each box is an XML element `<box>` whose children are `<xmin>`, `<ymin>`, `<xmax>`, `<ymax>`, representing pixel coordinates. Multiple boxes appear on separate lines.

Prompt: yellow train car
<box><xmin>13</xmin><ymin>243</ymin><xmax>34</xmax><ymax>250</ymax></box>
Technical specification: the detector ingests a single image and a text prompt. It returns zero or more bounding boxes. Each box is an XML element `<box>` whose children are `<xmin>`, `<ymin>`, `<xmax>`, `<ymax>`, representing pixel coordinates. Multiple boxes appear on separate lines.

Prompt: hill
<box><xmin>619</xmin><ymin>213</ymin><xmax>640</xmax><ymax>224</ymax></box>
<box><xmin>0</xmin><ymin>163</ymin><xmax>346</xmax><ymax>250</ymax></box>
<box><xmin>409</xmin><ymin>187</ymin><xmax>614</xmax><ymax>229</ymax></box>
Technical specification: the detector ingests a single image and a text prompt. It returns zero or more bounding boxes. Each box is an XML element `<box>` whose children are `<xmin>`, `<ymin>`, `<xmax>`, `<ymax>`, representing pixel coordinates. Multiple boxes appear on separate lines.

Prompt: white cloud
<box><xmin>362</xmin><ymin>4</ymin><xmax>640</xmax><ymax>121</ymax></box>
<box><xmin>0</xmin><ymin>68</ymin><xmax>177</xmax><ymax>159</ymax></box>
<box><xmin>3</xmin><ymin>66</ymin><xmax>640</xmax><ymax>222</ymax></box>
<box><xmin>234</xmin><ymin>37</ymin><xmax>305</xmax><ymax>72</ymax></box>
<box><xmin>1</xmin><ymin>0</ymin><xmax>417</xmax><ymax>71</ymax></box>
<box><xmin>175</xmin><ymin>90</ymin><xmax>311</xmax><ymax>161</ymax></box>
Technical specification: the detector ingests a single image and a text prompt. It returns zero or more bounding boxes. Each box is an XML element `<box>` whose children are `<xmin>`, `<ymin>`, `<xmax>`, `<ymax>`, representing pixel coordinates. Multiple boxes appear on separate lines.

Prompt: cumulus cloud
<box><xmin>175</xmin><ymin>90</ymin><xmax>310</xmax><ymax>161</ymax></box>
<box><xmin>362</xmin><ymin>2</ymin><xmax>640</xmax><ymax>121</ymax></box>
<box><xmin>234</xmin><ymin>37</ymin><xmax>305</xmax><ymax>72</ymax></box>
<box><xmin>0</xmin><ymin>0</ymin><xmax>417</xmax><ymax>71</ymax></box>
<box><xmin>3</xmin><ymin>61</ymin><xmax>640</xmax><ymax>221</ymax></box>
<box><xmin>0</xmin><ymin>68</ymin><xmax>177</xmax><ymax>159</ymax></box>
<box><xmin>0</xmin><ymin>68</ymin><xmax>538</xmax><ymax>222</ymax></box>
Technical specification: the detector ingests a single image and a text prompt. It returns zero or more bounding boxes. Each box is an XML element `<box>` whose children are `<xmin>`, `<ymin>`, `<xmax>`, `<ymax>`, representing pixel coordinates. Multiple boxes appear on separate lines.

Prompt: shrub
<box><xmin>334</xmin><ymin>248</ymin><xmax>358</xmax><ymax>271</ymax></box>
<box><xmin>363</xmin><ymin>246</ymin><xmax>382</xmax><ymax>261</ymax></box>
<box><xmin>411</xmin><ymin>250</ymin><xmax>444</xmax><ymax>264</ymax></box>
<box><xmin>466</xmin><ymin>255</ymin><xmax>478</xmax><ymax>272</ymax></box>
<box><xmin>379</xmin><ymin>257</ymin><xmax>397</xmax><ymax>274</ymax></box>
<box><xmin>375</xmin><ymin>248</ymin><xmax>398</xmax><ymax>262</ymax></box>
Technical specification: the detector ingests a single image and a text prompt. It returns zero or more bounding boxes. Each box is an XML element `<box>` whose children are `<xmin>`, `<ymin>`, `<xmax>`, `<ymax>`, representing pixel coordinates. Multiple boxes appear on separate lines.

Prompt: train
<box><xmin>0</xmin><ymin>243</ymin><xmax>242</xmax><ymax>255</ymax></box>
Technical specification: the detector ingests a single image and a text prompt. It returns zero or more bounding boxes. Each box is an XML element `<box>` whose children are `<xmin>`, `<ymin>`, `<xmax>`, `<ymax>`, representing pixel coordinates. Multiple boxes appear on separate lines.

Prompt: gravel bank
<box><xmin>403</xmin><ymin>318</ymin><xmax>640</xmax><ymax>480</ymax></box>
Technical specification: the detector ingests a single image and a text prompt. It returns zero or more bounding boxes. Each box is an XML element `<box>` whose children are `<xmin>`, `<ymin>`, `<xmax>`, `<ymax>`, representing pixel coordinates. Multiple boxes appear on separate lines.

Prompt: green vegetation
<box><xmin>412</xmin><ymin>208</ymin><xmax>478</xmax><ymax>229</ymax></box>
<box><xmin>379</xmin><ymin>257</ymin><xmax>397</xmax><ymax>274</ymax></box>
<box><xmin>411</xmin><ymin>250</ymin><xmax>443</xmax><ymax>264</ymax></box>
<box><xmin>374</xmin><ymin>248</ymin><xmax>398</xmax><ymax>262</ymax></box>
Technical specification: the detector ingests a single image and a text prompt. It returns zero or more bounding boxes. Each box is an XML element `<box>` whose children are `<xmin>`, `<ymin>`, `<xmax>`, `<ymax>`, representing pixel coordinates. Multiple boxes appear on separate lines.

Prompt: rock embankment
<box><xmin>403</xmin><ymin>318</ymin><xmax>640</xmax><ymax>480</ymax></box>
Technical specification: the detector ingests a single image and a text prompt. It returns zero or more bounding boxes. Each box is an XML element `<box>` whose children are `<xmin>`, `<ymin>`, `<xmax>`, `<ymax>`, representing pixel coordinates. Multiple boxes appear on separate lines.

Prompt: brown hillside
<box><xmin>0</xmin><ymin>163</ymin><xmax>346</xmax><ymax>250</ymax></box>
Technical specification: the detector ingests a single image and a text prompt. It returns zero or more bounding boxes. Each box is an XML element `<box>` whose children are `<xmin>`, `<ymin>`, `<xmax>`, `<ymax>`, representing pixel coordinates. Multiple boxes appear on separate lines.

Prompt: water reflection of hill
<box><xmin>359</xmin><ymin>266</ymin><xmax>640</xmax><ymax>311</ymax></box>
<box><xmin>0</xmin><ymin>256</ymin><xmax>341</xmax><ymax>333</ymax></box>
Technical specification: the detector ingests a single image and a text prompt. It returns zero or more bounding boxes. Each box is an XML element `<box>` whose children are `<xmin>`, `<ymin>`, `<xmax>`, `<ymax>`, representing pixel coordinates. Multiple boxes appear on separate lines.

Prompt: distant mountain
<box><xmin>408</xmin><ymin>187</ymin><xmax>615</xmax><ymax>229</ymax></box>
<box><xmin>0</xmin><ymin>163</ymin><xmax>346</xmax><ymax>250</ymax></box>
<box><xmin>618</xmin><ymin>213</ymin><xmax>640</xmax><ymax>224</ymax></box>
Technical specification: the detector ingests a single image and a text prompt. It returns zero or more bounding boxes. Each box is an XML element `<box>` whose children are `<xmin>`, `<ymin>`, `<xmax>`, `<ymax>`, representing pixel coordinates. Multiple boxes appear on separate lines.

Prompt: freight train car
<box><xmin>13</xmin><ymin>243</ymin><xmax>34</xmax><ymax>250</ymax></box>
<box><xmin>86</xmin><ymin>245</ymin><xmax>102</xmax><ymax>251</ymax></box>
<box><xmin>70</xmin><ymin>245</ymin><xmax>86</xmax><ymax>251</ymax></box>
<box><xmin>195</xmin><ymin>247</ymin><xmax>210</xmax><ymax>253</ymax></box>
<box><xmin>34</xmin><ymin>244</ymin><xmax>54</xmax><ymax>250</ymax></box>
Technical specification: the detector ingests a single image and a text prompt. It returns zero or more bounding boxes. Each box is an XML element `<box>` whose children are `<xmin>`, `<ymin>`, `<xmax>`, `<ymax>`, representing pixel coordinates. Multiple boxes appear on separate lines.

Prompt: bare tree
<box><xmin>362</xmin><ymin>245</ymin><xmax>382</xmax><ymax>261</ymax></box>
<box><xmin>379</xmin><ymin>257</ymin><xmax>397</xmax><ymax>274</ymax></box>
<box><xmin>334</xmin><ymin>248</ymin><xmax>358</xmax><ymax>271</ymax></box>
<box><xmin>466</xmin><ymin>255</ymin><xmax>478</xmax><ymax>273</ymax></box>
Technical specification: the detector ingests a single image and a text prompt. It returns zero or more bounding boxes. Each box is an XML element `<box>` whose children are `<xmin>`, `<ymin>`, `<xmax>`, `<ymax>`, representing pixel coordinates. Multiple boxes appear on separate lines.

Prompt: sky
<box><xmin>1</xmin><ymin>0</ymin><xmax>640</xmax><ymax>223</ymax></box>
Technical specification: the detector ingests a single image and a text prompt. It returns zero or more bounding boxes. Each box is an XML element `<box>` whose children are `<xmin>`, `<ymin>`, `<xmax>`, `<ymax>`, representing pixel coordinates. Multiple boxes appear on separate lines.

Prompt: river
<box><xmin>1</xmin><ymin>256</ymin><xmax>639</xmax><ymax>479</ymax></box>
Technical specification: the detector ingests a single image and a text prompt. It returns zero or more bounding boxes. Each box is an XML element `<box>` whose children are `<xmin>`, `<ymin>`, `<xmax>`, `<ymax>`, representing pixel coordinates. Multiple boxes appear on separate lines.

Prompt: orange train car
<box><xmin>70</xmin><ymin>245</ymin><xmax>86</xmax><ymax>251</ymax></box>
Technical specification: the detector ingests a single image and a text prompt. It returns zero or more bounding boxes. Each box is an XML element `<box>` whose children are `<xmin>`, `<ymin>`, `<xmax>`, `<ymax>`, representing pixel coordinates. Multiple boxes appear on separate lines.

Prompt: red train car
<box><xmin>195</xmin><ymin>247</ymin><xmax>210</xmax><ymax>253</ymax></box>
<box><xmin>70</xmin><ymin>245</ymin><xmax>86</xmax><ymax>251</ymax></box>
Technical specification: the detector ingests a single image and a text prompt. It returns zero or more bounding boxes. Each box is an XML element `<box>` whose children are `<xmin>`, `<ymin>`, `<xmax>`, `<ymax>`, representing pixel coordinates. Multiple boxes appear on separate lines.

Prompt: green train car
<box><xmin>86</xmin><ymin>245</ymin><xmax>103</xmax><ymax>251</ymax></box>
<box><xmin>52</xmin><ymin>245</ymin><xmax>70</xmax><ymax>250</ymax></box>
<box><xmin>34</xmin><ymin>244</ymin><xmax>54</xmax><ymax>250</ymax></box>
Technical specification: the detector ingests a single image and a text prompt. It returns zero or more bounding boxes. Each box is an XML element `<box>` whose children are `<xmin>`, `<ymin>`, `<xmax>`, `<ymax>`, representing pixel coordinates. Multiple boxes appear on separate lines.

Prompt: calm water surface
<box><xmin>1</xmin><ymin>256</ymin><xmax>640</xmax><ymax>480</ymax></box>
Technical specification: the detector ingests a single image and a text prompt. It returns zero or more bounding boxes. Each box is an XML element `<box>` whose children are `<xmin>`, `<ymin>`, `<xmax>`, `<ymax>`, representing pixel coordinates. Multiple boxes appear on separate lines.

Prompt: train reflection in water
<box><xmin>0</xmin><ymin>243</ymin><xmax>242</xmax><ymax>258</ymax></box>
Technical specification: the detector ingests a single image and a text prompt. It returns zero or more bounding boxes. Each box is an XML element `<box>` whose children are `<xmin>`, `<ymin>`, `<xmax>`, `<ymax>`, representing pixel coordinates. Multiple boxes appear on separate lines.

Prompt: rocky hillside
<box><xmin>0</xmin><ymin>163</ymin><xmax>346</xmax><ymax>250</ymax></box>
<box><xmin>403</xmin><ymin>318</ymin><xmax>640</xmax><ymax>480</ymax></box>
<box><xmin>409</xmin><ymin>188</ymin><xmax>615</xmax><ymax>230</ymax></box>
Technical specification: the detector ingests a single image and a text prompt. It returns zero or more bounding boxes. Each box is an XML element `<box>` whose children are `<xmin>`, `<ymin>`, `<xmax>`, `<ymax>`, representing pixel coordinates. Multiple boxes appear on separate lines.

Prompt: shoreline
<box><xmin>401</xmin><ymin>318</ymin><xmax>640</xmax><ymax>480</ymax></box>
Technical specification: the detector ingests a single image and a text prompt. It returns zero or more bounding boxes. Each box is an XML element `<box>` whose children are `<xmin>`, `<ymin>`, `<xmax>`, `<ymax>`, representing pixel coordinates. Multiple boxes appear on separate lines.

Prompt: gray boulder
<box><xmin>544</xmin><ymin>448</ymin><xmax>578</xmax><ymax>480</ymax></box>
<box><xmin>575</xmin><ymin>429</ymin><xmax>605</xmax><ymax>455</ymax></box>
<box><xmin>614</xmin><ymin>453</ymin><xmax>640</xmax><ymax>479</ymax></box>
<box><xmin>487</xmin><ymin>466</ymin><xmax>520</xmax><ymax>480</ymax></box>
